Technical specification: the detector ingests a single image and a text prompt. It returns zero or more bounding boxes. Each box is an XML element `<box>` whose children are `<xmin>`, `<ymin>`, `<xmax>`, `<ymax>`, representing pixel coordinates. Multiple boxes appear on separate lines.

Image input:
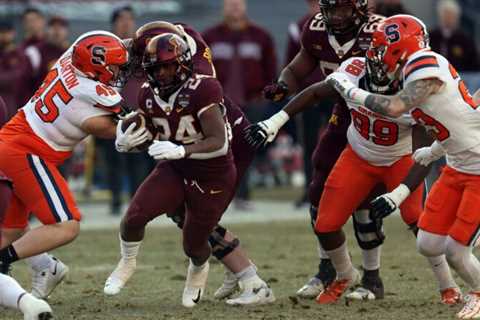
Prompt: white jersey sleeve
<box><xmin>403</xmin><ymin>51</ymin><xmax>480</xmax><ymax>174</ymax></box>
<box><xmin>338</xmin><ymin>57</ymin><xmax>414</xmax><ymax>166</ymax></box>
<box><xmin>22</xmin><ymin>46</ymin><xmax>120</xmax><ymax>152</ymax></box>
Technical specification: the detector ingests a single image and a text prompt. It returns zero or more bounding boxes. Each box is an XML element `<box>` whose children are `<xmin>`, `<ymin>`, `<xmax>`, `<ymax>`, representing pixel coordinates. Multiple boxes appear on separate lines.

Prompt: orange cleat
<box><xmin>315</xmin><ymin>270</ymin><xmax>360</xmax><ymax>304</ymax></box>
<box><xmin>441</xmin><ymin>287</ymin><xmax>462</xmax><ymax>305</ymax></box>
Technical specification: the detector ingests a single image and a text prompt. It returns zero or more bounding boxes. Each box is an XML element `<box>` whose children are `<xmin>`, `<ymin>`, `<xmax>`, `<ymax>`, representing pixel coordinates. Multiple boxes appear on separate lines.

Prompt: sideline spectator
<box><xmin>20</xmin><ymin>8</ymin><xmax>46</xmax><ymax>49</ymax></box>
<box><xmin>375</xmin><ymin>0</ymin><xmax>409</xmax><ymax>17</ymax></box>
<box><xmin>203</xmin><ymin>0</ymin><xmax>277</xmax><ymax>209</ymax></box>
<box><xmin>95</xmin><ymin>6</ymin><xmax>152</xmax><ymax>215</ymax></box>
<box><xmin>0</xmin><ymin>21</ymin><xmax>31</xmax><ymax>118</ymax></box>
<box><xmin>285</xmin><ymin>0</ymin><xmax>332</xmax><ymax>207</ymax></box>
<box><xmin>26</xmin><ymin>16</ymin><xmax>70</xmax><ymax>98</ymax></box>
<box><xmin>430</xmin><ymin>0</ymin><xmax>479</xmax><ymax>71</ymax></box>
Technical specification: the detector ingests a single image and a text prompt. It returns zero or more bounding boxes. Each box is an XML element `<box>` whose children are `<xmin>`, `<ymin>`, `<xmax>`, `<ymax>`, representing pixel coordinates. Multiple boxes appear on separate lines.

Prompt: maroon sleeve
<box><xmin>137</xmin><ymin>84</ymin><xmax>150</xmax><ymax>114</ymax></box>
<box><xmin>300</xmin><ymin>14</ymin><xmax>324</xmax><ymax>58</ymax></box>
<box><xmin>192</xmin><ymin>77</ymin><xmax>223</xmax><ymax>116</ymax></box>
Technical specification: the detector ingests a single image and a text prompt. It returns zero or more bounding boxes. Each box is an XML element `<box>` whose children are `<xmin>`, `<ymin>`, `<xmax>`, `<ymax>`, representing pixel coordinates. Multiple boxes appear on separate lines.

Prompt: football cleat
<box><xmin>226</xmin><ymin>277</ymin><xmax>275</xmax><ymax>306</ymax></box>
<box><xmin>31</xmin><ymin>256</ymin><xmax>69</xmax><ymax>299</ymax></box>
<box><xmin>296</xmin><ymin>259</ymin><xmax>336</xmax><ymax>299</ymax></box>
<box><xmin>457</xmin><ymin>292</ymin><xmax>480</xmax><ymax>319</ymax></box>
<box><xmin>214</xmin><ymin>270</ymin><xmax>239</xmax><ymax>299</ymax></box>
<box><xmin>441</xmin><ymin>287</ymin><xmax>462</xmax><ymax>305</ymax></box>
<box><xmin>182</xmin><ymin>260</ymin><xmax>209</xmax><ymax>308</ymax></box>
<box><xmin>296</xmin><ymin>277</ymin><xmax>324</xmax><ymax>299</ymax></box>
<box><xmin>19</xmin><ymin>293</ymin><xmax>53</xmax><ymax>320</ymax></box>
<box><xmin>104</xmin><ymin>259</ymin><xmax>136</xmax><ymax>296</ymax></box>
<box><xmin>316</xmin><ymin>269</ymin><xmax>361</xmax><ymax>304</ymax></box>
<box><xmin>346</xmin><ymin>272</ymin><xmax>384</xmax><ymax>300</ymax></box>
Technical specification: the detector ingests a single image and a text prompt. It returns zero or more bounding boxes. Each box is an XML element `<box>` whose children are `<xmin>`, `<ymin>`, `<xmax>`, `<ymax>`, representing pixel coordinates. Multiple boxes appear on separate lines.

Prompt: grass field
<box><xmin>0</xmin><ymin>215</ymin><xmax>467</xmax><ymax>320</ymax></box>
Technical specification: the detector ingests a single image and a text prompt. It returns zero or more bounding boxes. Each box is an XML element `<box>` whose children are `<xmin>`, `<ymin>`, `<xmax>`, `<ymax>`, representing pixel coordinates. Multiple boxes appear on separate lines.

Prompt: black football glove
<box><xmin>263</xmin><ymin>81</ymin><xmax>289</xmax><ymax>102</ymax></box>
<box><xmin>369</xmin><ymin>195</ymin><xmax>398</xmax><ymax>224</ymax></box>
<box><xmin>244</xmin><ymin>123</ymin><xmax>270</xmax><ymax>149</ymax></box>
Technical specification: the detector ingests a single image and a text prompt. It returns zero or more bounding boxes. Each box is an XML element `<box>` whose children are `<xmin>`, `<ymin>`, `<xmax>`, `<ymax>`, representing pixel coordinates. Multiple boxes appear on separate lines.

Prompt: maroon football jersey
<box><xmin>301</xmin><ymin>13</ymin><xmax>385</xmax><ymax>120</ymax></box>
<box><xmin>177</xmin><ymin>23</ymin><xmax>216</xmax><ymax>77</ymax></box>
<box><xmin>137</xmin><ymin>74</ymin><xmax>234</xmax><ymax>174</ymax></box>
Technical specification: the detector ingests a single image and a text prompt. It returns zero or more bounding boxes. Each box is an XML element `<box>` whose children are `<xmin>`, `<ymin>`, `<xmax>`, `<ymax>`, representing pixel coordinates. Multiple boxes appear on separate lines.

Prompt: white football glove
<box><xmin>148</xmin><ymin>140</ymin><xmax>186</xmax><ymax>160</ymax></box>
<box><xmin>115</xmin><ymin>120</ymin><xmax>150</xmax><ymax>153</ymax></box>
<box><xmin>413</xmin><ymin>141</ymin><xmax>446</xmax><ymax>166</ymax></box>
<box><xmin>325</xmin><ymin>72</ymin><xmax>357</xmax><ymax>98</ymax></box>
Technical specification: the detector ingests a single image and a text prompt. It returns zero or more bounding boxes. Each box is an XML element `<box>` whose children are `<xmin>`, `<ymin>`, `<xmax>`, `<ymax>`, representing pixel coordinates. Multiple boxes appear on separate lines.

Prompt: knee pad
<box><xmin>416</xmin><ymin>230</ymin><xmax>446</xmax><ymax>257</ymax></box>
<box><xmin>208</xmin><ymin>225</ymin><xmax>240</xmax><ymax>260</ymax></box>
<box><xmin>352</xmin><ymin>210</ymin><xmax>385</xmax><ymax>250</ymax></box>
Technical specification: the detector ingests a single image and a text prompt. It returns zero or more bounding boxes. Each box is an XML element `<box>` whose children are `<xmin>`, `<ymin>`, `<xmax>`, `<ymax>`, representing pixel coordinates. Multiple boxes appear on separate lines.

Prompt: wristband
<box><xmin>347</xmin><ymin>87</ymin><xmax>371</xmax><ymax>105</ymax></box>
<box><xmin>269</xmin><ymin>110</ymin><xmax>290</xmax><ymax>130</ymax></box>
<box><xmin>389</xmin><ymin>184</ymin><xmax>411</xmax><ymax>206</ymax></box>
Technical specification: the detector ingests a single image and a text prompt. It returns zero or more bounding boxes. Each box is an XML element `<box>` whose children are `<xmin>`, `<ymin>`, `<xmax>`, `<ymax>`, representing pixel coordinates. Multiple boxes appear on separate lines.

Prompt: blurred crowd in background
<box><xmin>0</xmin><ymin>0</ymin><xmax>479</xmax><ymax>213</ymax></box>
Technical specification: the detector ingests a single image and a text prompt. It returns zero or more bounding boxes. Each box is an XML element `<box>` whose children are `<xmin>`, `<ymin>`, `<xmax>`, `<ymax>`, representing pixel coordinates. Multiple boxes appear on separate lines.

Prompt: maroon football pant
<box><xmin>124</xmin><ymin>160</ymin><xmax>236</xmax><ymax>258</ymax></box>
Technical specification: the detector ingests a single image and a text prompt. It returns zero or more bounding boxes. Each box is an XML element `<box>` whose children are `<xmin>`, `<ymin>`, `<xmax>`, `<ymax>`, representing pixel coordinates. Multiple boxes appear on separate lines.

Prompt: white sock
<box><xmin>189</xmin><ymin>259</ymin><xmax>208</xmax><ymax>272</ymax></box>
<box><xmin>27</xmin><ymin>253</ymin><xmax>54</xmax><ymax>272</ymax></box>
<box><xmin>427</xmin><ymin>255</ymin><xmax>458</xmax><ymax>291</ymax></box>
<box><xmin>235</xmin><ymin>265</ymin><xmax>258</xmax><ymax>282</ymax></box>
<box><xmin>120</xmin><ymin>234</ymin><xmax>142</xmax><ymax>261</ymax></box>
<box><xmin>445</xmin><ymin>237</ymin><xmax>480</xmax><ymax>291</ymax></box>
<box><xmin>325</xmin><ymin>241</ymin><xmax>355</xmax><ymax>280</ymax></box>
<box><xmin>0</xmin><ymin>274</ymin><xmax>26</xmax><ymax>309</ymax></box>
<box><xmin>362</xmin><ymin>247</ymin><xmax>381</xmax><ymax>271</ymax></box>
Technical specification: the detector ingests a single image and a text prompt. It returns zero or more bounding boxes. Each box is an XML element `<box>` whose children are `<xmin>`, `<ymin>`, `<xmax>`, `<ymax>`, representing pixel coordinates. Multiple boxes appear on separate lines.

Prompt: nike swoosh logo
<box><xmin>210</xmin><ymin>190</ymin><xmax>223</xmax><ymax>194</ymax></box>
<box><xmin>351</xmin><ymin>50</ymin><xmax>362</xmax><ymax>56</ymax></box>
<box><xmin>192</xmin><ymin>289</ymin><xmax>201</xmax><ymax>304</ymax></box>
<box><xmin>52</xmin><ymin>263</ymin><xmax>58</xmax><ymax>276</ymax></box>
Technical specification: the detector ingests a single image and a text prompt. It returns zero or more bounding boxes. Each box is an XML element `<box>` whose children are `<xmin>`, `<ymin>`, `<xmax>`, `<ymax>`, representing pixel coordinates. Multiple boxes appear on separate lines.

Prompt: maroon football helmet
<box><xmin>142</xmin><ymin>33</ymin><xmax>193</xmax><ymax>97</ymax></box>
<box><xmin>319</xmin><ymin>0</ymin><xmax>369</xmax><ymax>35</ymax></box>
<box><xmin>129</xmin><ymin>21</ymin><xmax>186</xmax><ymax>78</ymax></box>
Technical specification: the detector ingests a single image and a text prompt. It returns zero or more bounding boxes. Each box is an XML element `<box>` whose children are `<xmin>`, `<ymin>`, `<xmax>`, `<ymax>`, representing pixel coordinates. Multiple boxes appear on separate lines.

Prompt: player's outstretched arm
<box><xmin>264</xmin><ymin>48</ymin><xmax>317</xmax><ymax>101</ymax></box>
<box><xmin>326</xmin><ymin>73</ymin><xmax>443</xmax><ymax>117</ymax></box>
<box><xmin>245</xmin><ymin>81</ymin><xmax>340</xmax><ymax>148</ymax></box>
<box><xmin>370</xmin><ymin>126</ymin><xmax>436</xmax><ymax>221</ymax></box>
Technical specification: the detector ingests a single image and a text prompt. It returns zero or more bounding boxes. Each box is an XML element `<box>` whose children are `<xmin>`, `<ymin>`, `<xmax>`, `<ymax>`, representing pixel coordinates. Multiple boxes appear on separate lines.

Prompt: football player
<box><xmin>246</xmin><ymin>17</ymin><xmax>460</xmax><ymax>304</ymax></box>
<box><xmin>104</xmin><ymin>21</ymin><xmax>274</xmax><ymax>306</ymax></box>
<box><xmin>0</xmin><ymin>31</ymin><xmax>148</xmax><ymax>288</ymax></box>
<box><xmin>263</xmin><ymin>0</ymin><xmax>388</xmax><ymax>299</ymax></box>
<box><xmin>328</xmin><ymin>15</ymin><xmax>480</xmax><ymax>318</ymax></box>
<box><xmin>106</xmin><ymin>33</ymin><xmax>274</xmax><ymax>308</ymax></box>
<box><xmin>0</xmin><ymin>95</ymin><xmax>53</xmax><ymax>320</ymax></box>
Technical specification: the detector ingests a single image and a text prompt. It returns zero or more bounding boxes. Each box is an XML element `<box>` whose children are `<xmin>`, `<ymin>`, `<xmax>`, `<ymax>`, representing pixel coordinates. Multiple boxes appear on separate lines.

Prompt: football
<box><xmin>120</xmin><ymin>112</ymin><xmax>155</xmax><ymax>151</ymax></box>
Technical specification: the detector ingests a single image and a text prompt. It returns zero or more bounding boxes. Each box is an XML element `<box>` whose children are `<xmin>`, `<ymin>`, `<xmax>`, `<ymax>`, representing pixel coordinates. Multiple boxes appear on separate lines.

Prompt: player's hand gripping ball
<box><xmin>116</xmin><ymin>112</ymin><xmax>154</xmax><ymax>152</ymax></box>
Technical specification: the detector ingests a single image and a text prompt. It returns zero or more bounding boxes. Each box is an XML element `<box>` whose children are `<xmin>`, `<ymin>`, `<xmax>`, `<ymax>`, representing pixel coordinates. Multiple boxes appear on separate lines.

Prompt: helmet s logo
<box><xmin>385</xmin><ymin>24</ymin><xmax>400</xmax><ymax>43</ymax></box>
<box><xmin>91</xmin><ymin>46</ymin><xmax>106</xmax><ymax>65</ymax></box>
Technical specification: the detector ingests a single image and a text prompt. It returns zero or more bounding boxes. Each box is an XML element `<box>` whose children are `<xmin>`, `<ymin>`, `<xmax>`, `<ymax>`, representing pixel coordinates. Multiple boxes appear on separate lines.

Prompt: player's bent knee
<box><xmin>352</xmin><ymin>210</ymin><xmax>384</xmax><ymax>250</ymax></box>
<box><xmin>122</xmin><ymin>203</ymin><xmax>149</xmax><ymax>230</ymax></box>
<box><xmin>56</xmin><ymin>220</ymin><xmax>80</xmax><ymax>243</ymax></box>
<box><xmin>208</xmin><ymin>225</ymin><xmax>240</xmax><ymax>260</ymax></box>
<box><xmin>416</xmin><ymin>230</ymin><xmax>446</xmax><ymax>257</ymax></box>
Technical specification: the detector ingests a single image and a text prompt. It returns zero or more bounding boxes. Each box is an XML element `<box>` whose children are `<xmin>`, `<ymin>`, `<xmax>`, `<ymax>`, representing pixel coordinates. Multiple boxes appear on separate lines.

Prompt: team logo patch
<box><xmin>91</xmin><ymin>46</ymin><xmax>106</xmax><ymax>65</ymax></box>
<box><xmin>178</xmin><ymin>94</ymin><xmax>190</xmax><ymax>108</ymax></box>
<box><xmin>385</xmin><ymin>24</ymin><xmax>400</xmax><ymax>43</ymax></box>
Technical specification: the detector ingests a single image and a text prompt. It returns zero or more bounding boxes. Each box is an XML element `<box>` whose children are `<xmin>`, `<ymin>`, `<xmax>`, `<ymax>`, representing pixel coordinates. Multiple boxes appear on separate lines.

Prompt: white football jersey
<box><xmin>338</xmin><ymin>57</ymin><xmax>414</xmax><ymax>166</ymax></box>
<box><xmin>22</xmin><ymin>32</ymin><xmax>122</xmax><ymax>152</ymax></box>
<box><xmin>403</xmin><ymin>50</ymin><xmax>480</xmax><ymax>174</ymax></box>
